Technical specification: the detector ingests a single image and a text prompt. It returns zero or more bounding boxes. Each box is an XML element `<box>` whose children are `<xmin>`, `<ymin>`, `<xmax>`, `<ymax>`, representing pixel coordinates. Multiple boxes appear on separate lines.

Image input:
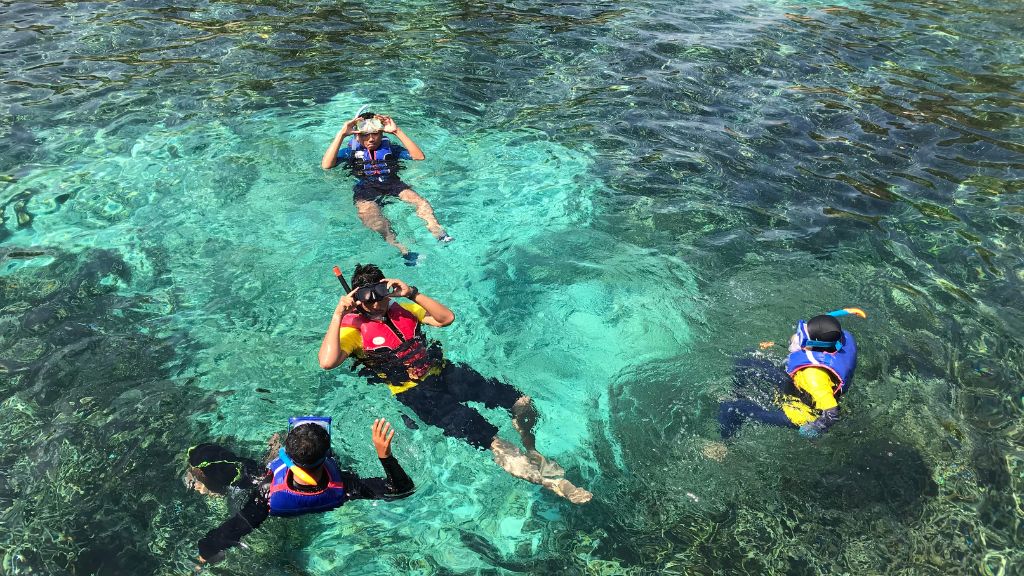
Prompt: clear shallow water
<box><xmin>1</xmin><ymin>0</ymin><xmax>1021</xmax><ymax>574</ymax></box>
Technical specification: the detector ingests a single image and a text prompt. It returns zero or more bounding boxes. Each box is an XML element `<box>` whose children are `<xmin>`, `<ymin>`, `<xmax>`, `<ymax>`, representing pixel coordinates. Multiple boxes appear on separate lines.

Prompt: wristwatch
<box><xmin>407</xmin><ymin>285</ymin><xmax>419</xmax><ymax>299</ymax></box>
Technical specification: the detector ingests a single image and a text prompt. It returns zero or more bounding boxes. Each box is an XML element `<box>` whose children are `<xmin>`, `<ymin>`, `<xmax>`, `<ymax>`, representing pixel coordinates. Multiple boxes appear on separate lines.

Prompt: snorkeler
<box><xmin>321</xmin><ymin>111</ymin><xmax>452</xmax><ymax>266</ymax></box>
<box><xmin>717</xmin><ymin>309</ymin><xmax>865</xmax><ymax>440</ymax></box>
<box><xmin>317</xmin><ymin>263</ymin><xmax>592</xmax><ymax>504</ymax></box>
<box><xmin>188</xmin><ymin>417</ymin><xmax>413</xmax><ymax>567</ymax></box>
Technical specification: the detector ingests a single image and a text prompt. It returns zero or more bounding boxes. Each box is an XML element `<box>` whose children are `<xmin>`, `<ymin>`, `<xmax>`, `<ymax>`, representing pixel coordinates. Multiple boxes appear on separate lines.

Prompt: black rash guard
<box><xmin>194</xmin><ymin>452</ymin><xmax>413</xmax><ymax>561</ymax></box>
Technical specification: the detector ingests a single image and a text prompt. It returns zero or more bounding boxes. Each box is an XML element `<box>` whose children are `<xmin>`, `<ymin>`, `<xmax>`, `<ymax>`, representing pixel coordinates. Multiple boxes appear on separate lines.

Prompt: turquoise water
<box><xmin>1</xmin><ymin>0</ymin><xmax>1022</xmax><ymax>574</ymax></box>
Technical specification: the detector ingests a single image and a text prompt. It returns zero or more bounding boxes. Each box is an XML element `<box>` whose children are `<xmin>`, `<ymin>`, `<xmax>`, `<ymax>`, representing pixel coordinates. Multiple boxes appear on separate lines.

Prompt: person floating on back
<box><xmin>716</xmin><ymin>308</ymin><xmax>865</xmax><ymax>441</ymax></box>
<box><xmin>188</xmin><ymin>417</ymin><xmax>413</xmax><ymax>568</ymax></box>
<box><xmin>321</xmin><ymin>112</ymin><xmax>452</xmax><ymax>266</ymax></box>
<box><xmin>318</xmin><ymin>263</ymin><xmax>592</xmax><ymax>504</ymax></box>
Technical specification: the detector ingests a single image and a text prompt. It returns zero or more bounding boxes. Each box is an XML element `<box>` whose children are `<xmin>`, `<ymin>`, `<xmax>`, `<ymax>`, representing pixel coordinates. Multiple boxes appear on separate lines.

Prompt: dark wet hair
<box><xmin>806</xmin><ymin>315</ymin><xmax>842</xmax><ymax>351</ymax></box>
<box><xmin>284</xmin><ymin>423</ymin><xmax>330</xmax><ymax>467</ymax></box>
<box><xmin>350</xmin><ymin>263</ymin><xmax>384</xmax><ymax>289</ymax></box>
<box><xmin>358</xmin><ymin>111</ymin><xmax>376</xmax><ymax>119</ymax></box>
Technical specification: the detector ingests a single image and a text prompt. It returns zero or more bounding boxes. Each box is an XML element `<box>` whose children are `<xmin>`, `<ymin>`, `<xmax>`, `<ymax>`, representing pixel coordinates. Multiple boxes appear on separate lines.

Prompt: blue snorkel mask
<box><xmin>288</xmin><ymin>416</ymin><xmax>332</xmax><ymax>435</ymax></box>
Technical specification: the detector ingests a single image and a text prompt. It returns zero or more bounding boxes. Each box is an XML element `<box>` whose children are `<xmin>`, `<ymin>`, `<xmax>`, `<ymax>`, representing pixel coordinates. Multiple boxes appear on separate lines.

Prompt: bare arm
<box><xmin>321</xmin><ymin>117</ymin><xmax>359</xmax><ymax>169</ymax></box>
<box><xmin>318</xmin><ymin>291</ymin><xmax>356</xmax><ymax>369</ymax></box>
<box><xmin>384</xmin><ymin>279</ymin><xmax>454</xmax><ymax>327</ymax></box>
<box><xmin>412</xmin><ymin>292</ymin><xmax>454</xmax><ymax>327</ymax></box>
<box><xmin>379</xmin><ymin>116</ymin><xmax>425</xmax><ymax>160</ymax></box>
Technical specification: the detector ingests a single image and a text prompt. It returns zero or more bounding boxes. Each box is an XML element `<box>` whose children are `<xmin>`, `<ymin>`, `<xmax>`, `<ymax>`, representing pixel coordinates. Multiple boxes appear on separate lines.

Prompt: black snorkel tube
<box><xmin>333</xmin><ymin>264</ymin><xmax>393</xmax><ymax>310</ymax></box>
<box><xmin>332</xmin><ymin>265</ymin><xmax>352</xmax><ymax>293</ymax></box>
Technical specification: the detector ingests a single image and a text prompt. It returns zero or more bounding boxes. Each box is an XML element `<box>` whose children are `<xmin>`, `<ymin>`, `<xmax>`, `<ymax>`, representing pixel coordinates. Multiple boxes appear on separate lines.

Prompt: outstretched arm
<box><xmin>321</xmin><ymin>117</ymin><xmax>359</xmax><ymax>169</ymax></box>
<box><xmin>319</xmin><ymin>291</ymin><xmax>357</xmax><ymax>369</ymax></box>
<box><xmin>197</xmin><ymin>478</ymin><xmax>271</xmax><ymax>565</ymax></box>
<box><xmin>379</xmin><ymin>115</ymin><xmax>425</xmax><ymax>160</ymax></box>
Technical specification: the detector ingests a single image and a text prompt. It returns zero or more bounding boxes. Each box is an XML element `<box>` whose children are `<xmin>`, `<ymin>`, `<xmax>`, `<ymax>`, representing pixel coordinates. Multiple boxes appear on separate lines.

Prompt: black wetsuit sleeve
<box><xmin>197</xmin><ymin>476</ymin><xmax>271</xmax><ymax>561</ymax></box>
<box><xmin>803</xmin><ymin>407</ymin><xmax>840</xmax><ymax>435</ymax></box>
<box><xmin>344</xmin><ymin>456</ymin><xmax>415</xmax><ymax>500</ymax></box>
<box><xmin>381</xmin><ymin>456</ymin><xmax>414</xmax><ymax>496</ymax></box>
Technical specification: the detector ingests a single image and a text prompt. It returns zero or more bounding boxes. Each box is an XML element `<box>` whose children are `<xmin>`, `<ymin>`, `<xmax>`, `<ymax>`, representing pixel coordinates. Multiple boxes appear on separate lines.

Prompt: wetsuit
<box><xmin>340</xmin><ymin>302</ymin><xmax>524</xmax><ymax>450</ymax></box>
<box><xmin>188</xmin><ymin>444</ymin><xmax>413</xmax><ymax>560</ymax></box>
<box><xmin>717</xmin><ymin>355</ymin><xmax>846</xmax><ymax>439</ymax></box>
<box><xmin>336</xmin><ymin>137</ymin><xmax>413</xmax><ymax>203</ymax></box>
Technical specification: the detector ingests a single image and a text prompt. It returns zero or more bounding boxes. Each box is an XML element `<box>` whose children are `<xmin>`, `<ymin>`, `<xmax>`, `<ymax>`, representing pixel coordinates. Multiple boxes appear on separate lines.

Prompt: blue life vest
<box><xmin>347</xmin><ymin>137</ymin><xmax>397</xmax><ymax>181</ymax></box>
<box><xmin>786</xmin><ymin>330</ymin><xmax>857</xmax><ymax>394</ymax></box>
<box><xmin>266</xmin><ymin>457</ymin><xmax>346</xmax><ymax>517</ymax></box>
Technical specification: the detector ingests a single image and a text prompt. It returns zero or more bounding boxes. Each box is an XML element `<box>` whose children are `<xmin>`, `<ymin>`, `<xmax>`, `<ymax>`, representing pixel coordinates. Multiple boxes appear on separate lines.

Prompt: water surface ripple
<box><xmin>1</xmin><ymin>0</ymin><xmax>1022</xmax><ymax>574</ymax></box>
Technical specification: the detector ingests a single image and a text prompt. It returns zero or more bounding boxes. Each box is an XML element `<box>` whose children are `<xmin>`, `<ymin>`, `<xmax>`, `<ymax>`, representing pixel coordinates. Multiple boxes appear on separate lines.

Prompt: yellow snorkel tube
<box><xmin>278</xmin><ymin>448</ymin><xmax>320</xmax><ymax>485</ymax></box>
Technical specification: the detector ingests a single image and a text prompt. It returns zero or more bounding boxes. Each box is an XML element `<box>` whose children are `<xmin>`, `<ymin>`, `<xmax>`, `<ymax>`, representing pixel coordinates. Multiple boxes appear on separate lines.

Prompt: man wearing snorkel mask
<box><xmin>187</xmin><ymin>417</ymin><xmax>413</xmax><ymax>567</ymax></box>
<box><xmin>716</xmin><ymin>309</ymin><xmax>864</xmax><ymax>441</ymax></box>
<box><xmin>321</xmin><ymin>111</ymin><xmax>453</xmax><ymax>266</ymax></box>
<box><xmin>318</xmin><ymin>263</ymin><xmax>592</xmax><ymax>504</ymax></box>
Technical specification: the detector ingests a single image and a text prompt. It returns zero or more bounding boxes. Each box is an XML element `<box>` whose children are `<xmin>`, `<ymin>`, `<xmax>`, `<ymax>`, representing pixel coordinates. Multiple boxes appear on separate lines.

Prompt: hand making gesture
<box><xmin>372</xmin><ymin>418</ymin><xmax>396</xmax><ymax>459</ymax></box>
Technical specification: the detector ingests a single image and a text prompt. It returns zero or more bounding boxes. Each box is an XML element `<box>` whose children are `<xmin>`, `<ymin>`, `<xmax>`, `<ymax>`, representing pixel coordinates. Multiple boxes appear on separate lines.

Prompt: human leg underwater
<box><xmin>396</xmin><ymin>363</ymin><xmax>592</xmax><ymax>503</ymax></box>
<box><xmin>397</xmin><ymin>188</ymin><xmax>451</xmax><ymax>241</ymax></box>
<box><xmin>353</xmin><ymin>197</ymin><xmax>410</xmax><ymax>256</ymax></box>
<box><xmin>185</xmin><ymin>444</ymin><xmax>263</xmax><ymax>495</ymax></box>
<box><xmin>718</xmin><ymin>355</ymin><xmax>800</xmax><ymax>438</ymax></box>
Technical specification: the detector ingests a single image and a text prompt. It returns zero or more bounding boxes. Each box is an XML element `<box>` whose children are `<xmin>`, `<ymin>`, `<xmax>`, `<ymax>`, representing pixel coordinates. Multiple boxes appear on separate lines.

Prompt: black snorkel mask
<box><xmin>332</xmin><ymin>265</ymin><xmax>392</xmax><ymax>313</ymax></box>
<box><xmin>354</xmin><ymin>282</ymin><xmax>392</xmax><ymax>305</ymax></box>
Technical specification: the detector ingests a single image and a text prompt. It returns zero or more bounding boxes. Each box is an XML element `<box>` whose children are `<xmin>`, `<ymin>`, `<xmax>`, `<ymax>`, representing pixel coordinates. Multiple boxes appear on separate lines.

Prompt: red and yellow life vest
<box><xmin>342</xmin><ymin>303</ymin><xmax>442</xmax><ymax>385</ymax></box>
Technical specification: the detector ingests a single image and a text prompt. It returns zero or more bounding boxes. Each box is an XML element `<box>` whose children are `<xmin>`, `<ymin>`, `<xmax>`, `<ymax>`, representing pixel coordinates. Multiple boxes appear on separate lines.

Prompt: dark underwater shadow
<box><xmin>0</xmin><ymin>247</ymin><xmax>310</xmax><ymax>575</ymax></box>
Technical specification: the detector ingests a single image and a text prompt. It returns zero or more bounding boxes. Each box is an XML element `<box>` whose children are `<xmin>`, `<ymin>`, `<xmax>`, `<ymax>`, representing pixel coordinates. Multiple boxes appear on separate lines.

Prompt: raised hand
<box><xmin>335</xmin><ymin>288</ymin><xmax>358</xmax><ymax>315</ymax></box>
<box><xmin>377</xmin><ymin>115</ymin><xmax>398</xmax><ymax>133</ymax></box>
<box><xmin>371</xmin><ymin>418</ymin><xmax>395</xmax><ymax>458</ymax></box>
<box><xmin>340</xmin><ymin>115</ymin><xmax>361</xmax><ymax>136</ymax></box>
<box><xmin>382</xmin><ymin>278</ymin><xmax>412</xmax><ymax>298</ymax></box>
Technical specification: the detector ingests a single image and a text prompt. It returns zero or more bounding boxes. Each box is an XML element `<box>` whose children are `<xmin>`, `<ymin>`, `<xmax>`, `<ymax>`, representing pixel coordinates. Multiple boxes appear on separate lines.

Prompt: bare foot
<box><xmin>491</xmin><ymin>438</ymin><xmax>543</xmax><ymax>483</ymax></box>
<box><xmin>511</xmin><ymin>396</ymin><xmax>538</xmax><ymax>451</ymax></box>
<box><xmin>542</xmin><ymin>478</ymin><xmax>593</xmax><ymax>504</ymax></box>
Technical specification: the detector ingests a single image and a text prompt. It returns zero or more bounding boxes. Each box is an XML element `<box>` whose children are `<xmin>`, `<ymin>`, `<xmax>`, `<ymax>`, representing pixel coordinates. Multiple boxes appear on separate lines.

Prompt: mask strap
<box><xmin>803</xmin><ymin>338</ymin><xmax>842</xmax><ymax>351</ymax></box>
